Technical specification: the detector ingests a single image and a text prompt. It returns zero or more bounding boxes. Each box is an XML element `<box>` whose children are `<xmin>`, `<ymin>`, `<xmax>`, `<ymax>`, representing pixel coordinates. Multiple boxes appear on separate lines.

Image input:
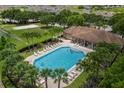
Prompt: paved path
<box><xmin>13</xmin><ymin>24</ymin><xmax>39</xmax><ymax>30</ymax></box>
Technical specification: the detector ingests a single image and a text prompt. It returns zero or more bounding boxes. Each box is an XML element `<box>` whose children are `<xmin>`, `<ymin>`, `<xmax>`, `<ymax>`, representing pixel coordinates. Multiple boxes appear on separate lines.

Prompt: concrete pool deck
<box><xmin>25</xmin><ymin>39</ymin><xmax>93</xmax><ymax>88</ymax></box>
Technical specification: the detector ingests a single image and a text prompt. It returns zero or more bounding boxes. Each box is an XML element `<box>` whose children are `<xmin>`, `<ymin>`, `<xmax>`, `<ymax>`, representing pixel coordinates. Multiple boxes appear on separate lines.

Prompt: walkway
<box><xmin>13</xmin><ymin>24</ymin><xmax>39</xmax><ymax>30</ymax></box>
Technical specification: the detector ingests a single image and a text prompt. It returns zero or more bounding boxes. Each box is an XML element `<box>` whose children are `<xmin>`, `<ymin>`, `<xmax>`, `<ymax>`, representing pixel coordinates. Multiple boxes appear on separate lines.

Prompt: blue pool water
<box><xmin>33</xmin><ymin>47</ymin><xmax>85</xmax><ymax>71</ymax></box>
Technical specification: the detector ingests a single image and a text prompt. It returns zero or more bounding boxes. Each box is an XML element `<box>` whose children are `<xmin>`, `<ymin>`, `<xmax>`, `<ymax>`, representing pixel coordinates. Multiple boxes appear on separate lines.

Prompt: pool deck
<box><xmin>25</xmin><ymin>39</ymin><xmax>93</xmax><ymax>88</ymax></box>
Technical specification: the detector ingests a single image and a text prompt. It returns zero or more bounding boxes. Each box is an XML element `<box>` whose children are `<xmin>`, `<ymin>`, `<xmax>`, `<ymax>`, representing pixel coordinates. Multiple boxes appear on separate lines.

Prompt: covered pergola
<box><xmin>64</xmin><ymin>26</ymin><xmax>124</xmax><ymax>49</ymax></box>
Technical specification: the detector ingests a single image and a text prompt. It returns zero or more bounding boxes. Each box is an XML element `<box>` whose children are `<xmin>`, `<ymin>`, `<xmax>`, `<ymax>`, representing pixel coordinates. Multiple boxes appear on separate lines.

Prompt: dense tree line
<box><xmin>1</xmin><ymin>8</ymin><xmax>85</xmax><ymax>27</ymax></box>
<box><xmin>108</xmin><ymin>13</ymin><xmax>124</xmax><ymax>64</ymax></box>
<box><xmin>0</xmin><ymin>8</ymin><xmax>48</xmax><ymax>24</ymax></box>
<box><xmin>108</xmin><ymin>13</ymin><xmax>124</xmax><ymax>26</ymax></box>
<box><xmin>99</xmin><ymin>55</ymin><xmax>124</xmax><ymax>87</ymax></box>
<box><xmin>1</xmin><ymin>8</ymin><xmax>107</xmax><ymax>28</ymax></box>
<box><xmin>40</xmin><ymin>9</ymin><xmax>85</xmax><ymax>27</ymax></box>
<box><xmin>83</xmin><ymin>13</ymin><xmax>107</xmax><ymax>27</ymax></box>
<box><xmin>40</xmin><ymin>9</ymin><xmax>107</xmax><ymax>28</ymax></box>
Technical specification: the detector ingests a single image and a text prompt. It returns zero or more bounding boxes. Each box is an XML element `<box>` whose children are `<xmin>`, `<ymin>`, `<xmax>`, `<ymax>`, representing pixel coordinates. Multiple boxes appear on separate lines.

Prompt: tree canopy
<box><xmin>99</xmin><ymin>55</ymin><xmax>124</xmax><ymax>88</ymax></box>
<box><xmin>55</xmin><ymin>9</ymin><xmax>72</xmax><ymax>26</ymax></box>
<box><xmin>1</xmin><ymin>8</ymin><xmax>42</xmax><ymax>24</ymax></box>
<box><xmin>67</xmin><ymin>14</ymin><xmax>84</xmax><ymax>26</ymax></box>
<box><xmin>109</xmin><ymin>13</ymin><xmax>124</xmax><ymax>26</ymax></box>
<box><xmin>78</xmin><ymin>43</ymin><xmax>121</xmax><ymax>88</ymax></box>
<box><xmin>0</xmin><ymin>36</ymin><xmax>39</xmax><ymax>88</ymax></box>
<box><xmin>112</xmin><ymin>18</ymin><xmax>124</xmax><ymax>38</ymax></box>
<box><xmin>83</xmin><ymin>13</ymin><xmax>105</xmax><ymax>25</ymax></box>
<box><xmin>40</xmin><ymin>14</ymin><xmax>55</xmax><ymax>26</ymax></box>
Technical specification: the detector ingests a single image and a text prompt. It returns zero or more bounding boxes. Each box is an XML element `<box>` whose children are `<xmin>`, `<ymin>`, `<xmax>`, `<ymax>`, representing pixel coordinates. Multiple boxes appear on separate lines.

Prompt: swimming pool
<box><xmin>33</xmin><ymin>47</ymin><xmax>85</xmax><ymax>71</ymax></box>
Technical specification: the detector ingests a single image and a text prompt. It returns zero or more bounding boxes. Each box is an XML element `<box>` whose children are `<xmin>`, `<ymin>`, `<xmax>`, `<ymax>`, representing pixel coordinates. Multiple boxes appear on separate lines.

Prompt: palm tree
<box><xmin>52</xmin><ymin>68</ymin><xmax>65</xmax><ymax>88</ymax></box>
<box><xmin>30</xmin><ymin>32</ymin><xmax>41</xmax><ymax>49</ymax></box>
<box><xmin>39</xmin><ymin>68</ymin><xmax>52</xmax><ymax>88</ymax></box>
<box><xmin>21</xmin><ymin>32</ymin><xmax>32</xmax><ymax>51</ymax></box>
<box><xmin>76</xmin><ymin>58</ymin><xmax>90</xmax><ymax>71</ymax></box>
<box><xmin>5</xmin><ymin>42</ymin><xmax>16</xmax><ymax>50</ymax></box>
<box><xmin>7</xmin><ymin>62</ymin><xmax>38</xmax><ymax>88</ymax></box>
<box><xmin>81</xmin><ymin>47</ymin><xmax>112</xmax><ymax>77</ymax></box>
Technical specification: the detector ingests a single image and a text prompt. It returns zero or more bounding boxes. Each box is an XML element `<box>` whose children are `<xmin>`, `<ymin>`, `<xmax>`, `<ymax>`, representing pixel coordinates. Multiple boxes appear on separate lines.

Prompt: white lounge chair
<box><xmin>71</xmin><ymin>71</ymin><xmax>77</xmax><ymax>74</ymax></box>
<box><xmin>45</xmin><ymin>47</ymin><xmax>50</xmax><ymax>51</ymax></box>
<box><xmin>71</xmin><ymin>71</ymin><xmax>78</xmax><ymax>76</ymax></box>
<box><xmin>48</xmin><ymin>45</ymin><xmax>52</xmax><ymax>49</ymax></box>
<box><xmin>40</xmin><ymin>80</ymin><xmax>45</xmax><ymax>85</ymax></box>
<box><xmin>43</xmin><ymin>48</ymin><xmax>47</xmax><ymax>52</ymax></box>
<box><xmin>34</xmin><ymin>52</ymin><xmax>38</xmax><ymax>56</ymax></box>
<box><xmin>67</xmin><ymin>76</ymin><xmax>73</xmax><ymax>81</ymax></box>
<box><xmin>52</xmin><ymin>44</ymin><xmax>56</xmax><ymax>47</ymax></box>
<box><xmin>48</xmin><ymin>46</ymin><xmax>52</xmax><ymax>49</ymax></box>
<box><xmin>68</xmin><ymin>73</ymin><xmax>75</xmax><ymax>78</ymax></box>
<box><xmin>55</xmin><ymin>43</ymin><xmax>60</xmax><ymax>47</ymax></box>
<box><xmin>37</xmin><ymin>50</ymin><xmax>42</xmax><ymax>54</ymax></box>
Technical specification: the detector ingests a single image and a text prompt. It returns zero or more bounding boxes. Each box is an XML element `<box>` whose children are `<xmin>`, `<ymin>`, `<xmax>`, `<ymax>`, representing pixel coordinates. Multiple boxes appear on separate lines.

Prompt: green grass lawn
<box><xmin>0</xmin><ymin>24</ymin><xmax>63</xmax><ymax>51</ymax></box>
<box><xmin>65</xmin><ymin>71</ymin><xmax>90</xmax><ymax>88</ymax></box>
<box><xmin>0</xmin><ymin>24</ymin><xmax>16</xmax><ymax>30</ymax></box>
<box><xmin>99</xmin><ymin>8</ymin><xmax>124</xmax><ymax>13</ymax></box>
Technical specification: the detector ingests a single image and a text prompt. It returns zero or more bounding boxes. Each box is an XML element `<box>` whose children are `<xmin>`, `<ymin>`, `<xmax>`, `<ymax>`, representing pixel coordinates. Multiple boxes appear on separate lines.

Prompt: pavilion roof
<box><xmin>64</xmin><ymin>26</ymin><xmax>124</xmax><ymax>45</ymax></box>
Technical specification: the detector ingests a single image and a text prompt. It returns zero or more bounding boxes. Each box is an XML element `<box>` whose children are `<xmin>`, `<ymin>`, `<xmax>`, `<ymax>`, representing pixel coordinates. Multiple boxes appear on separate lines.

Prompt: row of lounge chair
<box><xmin>33</xmin><ymin>43</ymin><xmax>62</xmax><ymax>56</ymax></box>
<box><xmin>67</xmin><ymin>70</ymin><xmax>78</xmax><ymax>81</ymax></box>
